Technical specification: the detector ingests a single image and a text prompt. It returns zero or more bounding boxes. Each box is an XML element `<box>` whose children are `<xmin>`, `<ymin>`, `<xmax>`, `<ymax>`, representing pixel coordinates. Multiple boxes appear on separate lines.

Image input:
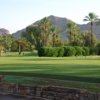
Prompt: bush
<box><xmin>38</xmin><ymin>46</ymin><xmax>98</xmax><ymax>57</ymax></box>
<box><xmin>89</xmin><ymin>47</ymin><xmax>97</xmax><ymax>55</ymax></box>
<box><xmin>74</xmin><ymin>46</ymin><xmax>83</xmax><ymax>56</ymax></box>
<box><xmin>38</xmin><ymin>47</ymin><xmax>58</xmax><ymax>57</ymax></box>
<box><xmin>96</xmin><ymin>43</ymin><xmax>100</xmax><ymax>55</ymax></box>
<box><xmin>97</xmin><ymin>47</ymin><xmax>100</xmax><ymax>55</ymax></box>
<box><xmin>38</xmin><ymin>47</ymin><xmax>45</xmax><ymax>57</ymax></box>
<box><xmin>82</xmin><ymin>47</ymin><xmax>89</xmax><ymax>56</ymax></box>
<box><xmin>63</xmin><ymin>46</ymin><xmax>76</xmax><ymax>56</ymax></box>
<box><xmin>57</xmin><ymin>47</ymin><xmax>64</xmax><ymax>57</ymax></box>
<box><xmin>51</xmin><ymin>47</ymin><xmax>58</xmax><ymax>57</ymax></box>
<box><xmin>44</xmin><ymin>47</ymin><xmax>54</xmax><ymax>57</ymax></box>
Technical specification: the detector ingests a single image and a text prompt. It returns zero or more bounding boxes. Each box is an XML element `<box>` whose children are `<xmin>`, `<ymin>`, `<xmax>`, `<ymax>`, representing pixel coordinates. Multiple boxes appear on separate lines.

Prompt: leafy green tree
<box><xmin>11</xmin><ymin>38</ymin><xmax>30</xmax><ymax>55</ymax></box>
<box><xmin>81</xmin><ymin>31</ymin><xmax>97</xmax><ymax>47</ymax></box>
<box><xmin>0</xmin><ymin>34</ymin><xmax>15</xmax><ymax>52</ymax></box>
<box><xmin>3</xmin><ymin>35</ymin><xmax>14</xmax><ymax>52</ymax></box>
<box><xmin>54</xmin><ymin>34</ymin><xmax>63</xmax><ymax>47</ymax></box>
<box><xmin>67</xmin><ymin>21</ymin><xmax>79</xmax><ymax>45</ymax></box>
<box><xmin>83</xmin><ymin>12</ymin><xmax>99</xmax><ymax>45</ymax></box>
<box><xmin>11</xmin><ymin>41</ymin><xmax>18</xmax><ymax>52</ymax></box>
<box><xmin>0</xmin><ymin>44</ymin><xmax>4</xmax><ymax>56</ymax></box>
<box><xmin>67</xmin><ymin>22</ymin><xmax>73</xmax><ymax>43</ymax></box>
<box><xmin>38</xmin><ymin>17</ymin><xmax>53</xmax><ymax>47</ymax></box>
<box><xmin>23</xmin><ymin>17</ymin><xmax>56</xmax><ymax>50</ymax></box>
<box><xmin>71</xmin><ymin>32</ymin><xmax>82</xmax><ymax>46</ymax></box>
<box><xmin>18</xmin><ymin>38</ymin><xmax>31</xmax><ymax>55</ymax></box>
<box><xmin>51</xmin><ymin>26</ymin><xmax>57</xmax><ymax>47</ymax></box>
<box><xmin>0</xmin><ymin>36</ymin><xmax>6</xmax><ymax>56</ymax></box>
<box><xmin>25</xmin><ymin>25</ymin><xmax>42</xmax><ymax>50</ymax></box>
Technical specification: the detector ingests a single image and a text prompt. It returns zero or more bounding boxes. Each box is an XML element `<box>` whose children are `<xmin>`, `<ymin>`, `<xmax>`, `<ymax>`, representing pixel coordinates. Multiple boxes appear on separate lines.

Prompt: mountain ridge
<box><xmin>0</xmin><ymin>28</ymin><xmax>10</xmax><ymax>35</ymax></box>
<box><xmin>12</xmin><ymin>15</ymin><xmax>100</xmax><ymax>40</ymax></box>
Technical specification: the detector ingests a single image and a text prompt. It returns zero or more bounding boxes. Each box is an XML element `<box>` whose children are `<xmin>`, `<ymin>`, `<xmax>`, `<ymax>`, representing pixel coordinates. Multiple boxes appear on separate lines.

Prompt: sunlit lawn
<box><xmin>0</xmin><ymin>52</ymin><xmax>100</xmax><ymax>92</ymax></box>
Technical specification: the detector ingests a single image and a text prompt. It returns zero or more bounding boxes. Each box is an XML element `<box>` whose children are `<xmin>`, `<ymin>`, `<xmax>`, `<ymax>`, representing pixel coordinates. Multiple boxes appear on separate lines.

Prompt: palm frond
<box><xmin>83</xmin><ymin>16</ymin><xmax>90</xmax><ymax>21</ymax></box>
<box><xmin>83</xmin><ymin>18</ymin><xmax>89</xmax><ymax>21</ymax></box>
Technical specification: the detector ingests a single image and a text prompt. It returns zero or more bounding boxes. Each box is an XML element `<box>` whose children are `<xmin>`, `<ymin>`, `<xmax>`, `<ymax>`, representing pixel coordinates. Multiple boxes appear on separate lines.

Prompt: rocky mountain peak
<box><xmin>0</xmin><ymin>28</ymin><xmax>10</xmax><ymax>35</ymax></box>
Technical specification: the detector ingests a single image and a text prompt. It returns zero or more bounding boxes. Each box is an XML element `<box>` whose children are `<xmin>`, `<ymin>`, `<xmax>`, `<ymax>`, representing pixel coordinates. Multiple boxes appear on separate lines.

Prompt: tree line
<box><xmin>0</xmin><ymin>12</ymin><xmax>100</xmax><ymax>56</ymax></box>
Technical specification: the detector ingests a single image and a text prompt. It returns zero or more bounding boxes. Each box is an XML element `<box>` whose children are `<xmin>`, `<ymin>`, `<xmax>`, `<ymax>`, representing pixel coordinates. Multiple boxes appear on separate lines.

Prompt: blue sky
<box><xmin>0</xmin><ymin>0</ymin><xmax>100</xmax><ymax>33</ymax></box>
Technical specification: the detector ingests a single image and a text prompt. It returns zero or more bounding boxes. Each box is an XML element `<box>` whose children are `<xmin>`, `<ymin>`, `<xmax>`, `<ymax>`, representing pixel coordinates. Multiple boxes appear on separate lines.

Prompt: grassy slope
<box><xmin>0</xmin><ymin>53</ymin><xmax>100</xmax><ymax>92</ymax></box>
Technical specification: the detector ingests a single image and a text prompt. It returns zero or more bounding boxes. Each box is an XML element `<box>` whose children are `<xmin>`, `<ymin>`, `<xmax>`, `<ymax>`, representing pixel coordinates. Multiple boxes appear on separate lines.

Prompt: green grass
<box><xmin>0</xmin><ymin>53</ymin><xmax>100</xmax><ymax>92</ymax></box>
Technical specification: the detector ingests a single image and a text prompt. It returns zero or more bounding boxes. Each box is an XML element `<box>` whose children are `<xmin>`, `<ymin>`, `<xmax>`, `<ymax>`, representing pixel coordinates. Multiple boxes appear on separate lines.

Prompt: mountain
<box><xmin>12</xmin><ymin>29</ymin><xmax>26</xmax><ymax>38</ymax></box>
<box><xmin>79</xmin><ymin>22</ymin><xmax>100</xmax><ymax>39</ymax></box>
<box><xmin>0</xmin><ymin>28</ymin><xmax>10</xmax><ymax>35</ymax></box>
<box><xmin>13</xmin><ymin>15</ymin><xmax>100</xmax><ymax>40</ymax></box>
<box><xmin>12</xmin><ymin>15</ymin><xmax>72</xmax><ymax>40</ymax></box>
<box><xmin>48</xmin><ymin>15</ymin><xmax>72</xmax><ymax>40</ymax></box>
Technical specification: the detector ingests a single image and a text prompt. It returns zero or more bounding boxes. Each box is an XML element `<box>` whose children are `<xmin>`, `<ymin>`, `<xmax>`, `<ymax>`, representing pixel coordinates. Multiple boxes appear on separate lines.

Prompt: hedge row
<box><xmin>38</xmin><ymin>46</ymin><xmax>93</xmax><ymax>57</ymax></box>
<box><xmin>38</xmin><ymin>47</ymin><xmax>64</xmax><ymax>57</ymax></box>
<box><xmin>38</xmin><ymin>46</ymin><xmax>100</xmax><ymax>57</ymax></box>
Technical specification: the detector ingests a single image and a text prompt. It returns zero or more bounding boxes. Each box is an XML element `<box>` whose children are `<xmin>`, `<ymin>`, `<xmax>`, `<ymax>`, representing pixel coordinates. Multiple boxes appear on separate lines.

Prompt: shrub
<box><xmin>89</xmin><ymin>47</ymin><xmax>97</xmax><ymax>55</ymax></box>
<box><xmin>97</xmin><ymin>47</ymin><xmax>100</xmax><ymax>55</ymax></box>
<box><xmin>96</xmin><ymin>43</ymin><xmax>100</xmax><ymax>55</ymax></box>
<box><xmin>82</xmin><ymin>47</ymin><xmax>89</xmax><ymax>56</ymax></box>
<box><xmin>74</xmin><ymin>46</ymin><xmax>83</xmax><ymax>56</ymax></box>
<box><xmin>38</xmin><ymin>47</ymin><xmax>58</xmax><ymax>57</ymax></box>
<box><xmin>38</xmin><ymin>46</ymin><xmax>91</xmax><ymax>57</ymax></box>
<box><xmin>63</xmin><ymin>46</ymin><xmax>76</xmax><ymax>56</ymax></box>
<box><xmin>51</xmin><ymin>47</ymin><xmax>58</xmax><ymax>57</ymax></box>
<box><xmin>38</xmin><ymin>47</ymin><xmax>45</xmax><ymax>57</ymax></box>
<box><xmin>57</xmin><ymin>47</ymin><xmax>64</xmax><ymax>57</ymax></box>
<box><xmin>44</xmin><ymin>47</ymin><xmax>54</xmax><ymax>57</ymax></box>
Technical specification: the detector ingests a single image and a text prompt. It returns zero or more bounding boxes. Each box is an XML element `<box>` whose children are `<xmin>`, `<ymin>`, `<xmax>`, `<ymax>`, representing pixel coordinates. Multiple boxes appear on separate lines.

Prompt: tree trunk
<box><xmin>18</xmin><ymin>44</ymin><xmax>21</xmax><ymax>55</ymax></box>
<box><xmin>0</xmin><ymin>50</ymin><xmax>1</xmax><ymax>56</ymax></box>
<box><xmin>70</xmin><ymin>31</ymin><xmax>71</xmax><ymax>44</ymax></box>
<box><xmin>52</xmin><ymin>34</ymin><xmax>55</xmax><ymax>47</ymax></box>
<box><xmin>90</xmin><ymin>22</ymin><xmax>93</xmax><ymax>46</ymax></box>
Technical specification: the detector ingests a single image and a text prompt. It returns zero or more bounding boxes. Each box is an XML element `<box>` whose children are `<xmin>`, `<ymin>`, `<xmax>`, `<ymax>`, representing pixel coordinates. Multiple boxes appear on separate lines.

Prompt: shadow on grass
<box><xmin>0</xmin><ymin>71</ymin><xmax>100</xmax><ymax>83</ymax></box>
<box><xmin>0</xmin><ymin>63</ymin><xmax>99</xmax><ymax>70</ymax></box>
<box><xmin>19</xmin><ymin>57</ymin><xmax>100</xmax><ymax>61</ymax></box>
<box><xmin>0</xmin><ymin>63</ymin><xmax>100</xmax><ymax>83</ymax></box>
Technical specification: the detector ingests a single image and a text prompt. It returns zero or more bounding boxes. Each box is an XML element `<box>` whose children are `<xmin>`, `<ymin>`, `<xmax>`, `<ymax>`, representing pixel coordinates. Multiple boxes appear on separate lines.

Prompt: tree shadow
<box><xmin>0</xmin><ymin>68</ymin><xmax>100</xmax><ymax>83</ymax></box>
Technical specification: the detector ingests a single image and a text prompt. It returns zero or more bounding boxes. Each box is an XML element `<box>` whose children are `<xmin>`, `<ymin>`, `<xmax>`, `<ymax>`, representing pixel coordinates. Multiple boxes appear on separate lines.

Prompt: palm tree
<box><xmin>67</xmin><ymin>22</ymin><xmax>72</xmax><ymax>43</ymax></box>
<box><xmin>83</xmin><ymin>12</ymin><xmax>99</xmax><ymax>45</ymax></box>
<box><xmin>67</xmin><ymin>21</ymin><xmax>79</xmax><ymax>45</ymax></box>
<box><xmin>39</xmin><ymin>17</ymin><xmax>52</xmax><ymax>47</ymax></box>
<box><xmin>51</xmin><ymin>26</ymin><xmax>57</xmax><ymax>47</ymax></box>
